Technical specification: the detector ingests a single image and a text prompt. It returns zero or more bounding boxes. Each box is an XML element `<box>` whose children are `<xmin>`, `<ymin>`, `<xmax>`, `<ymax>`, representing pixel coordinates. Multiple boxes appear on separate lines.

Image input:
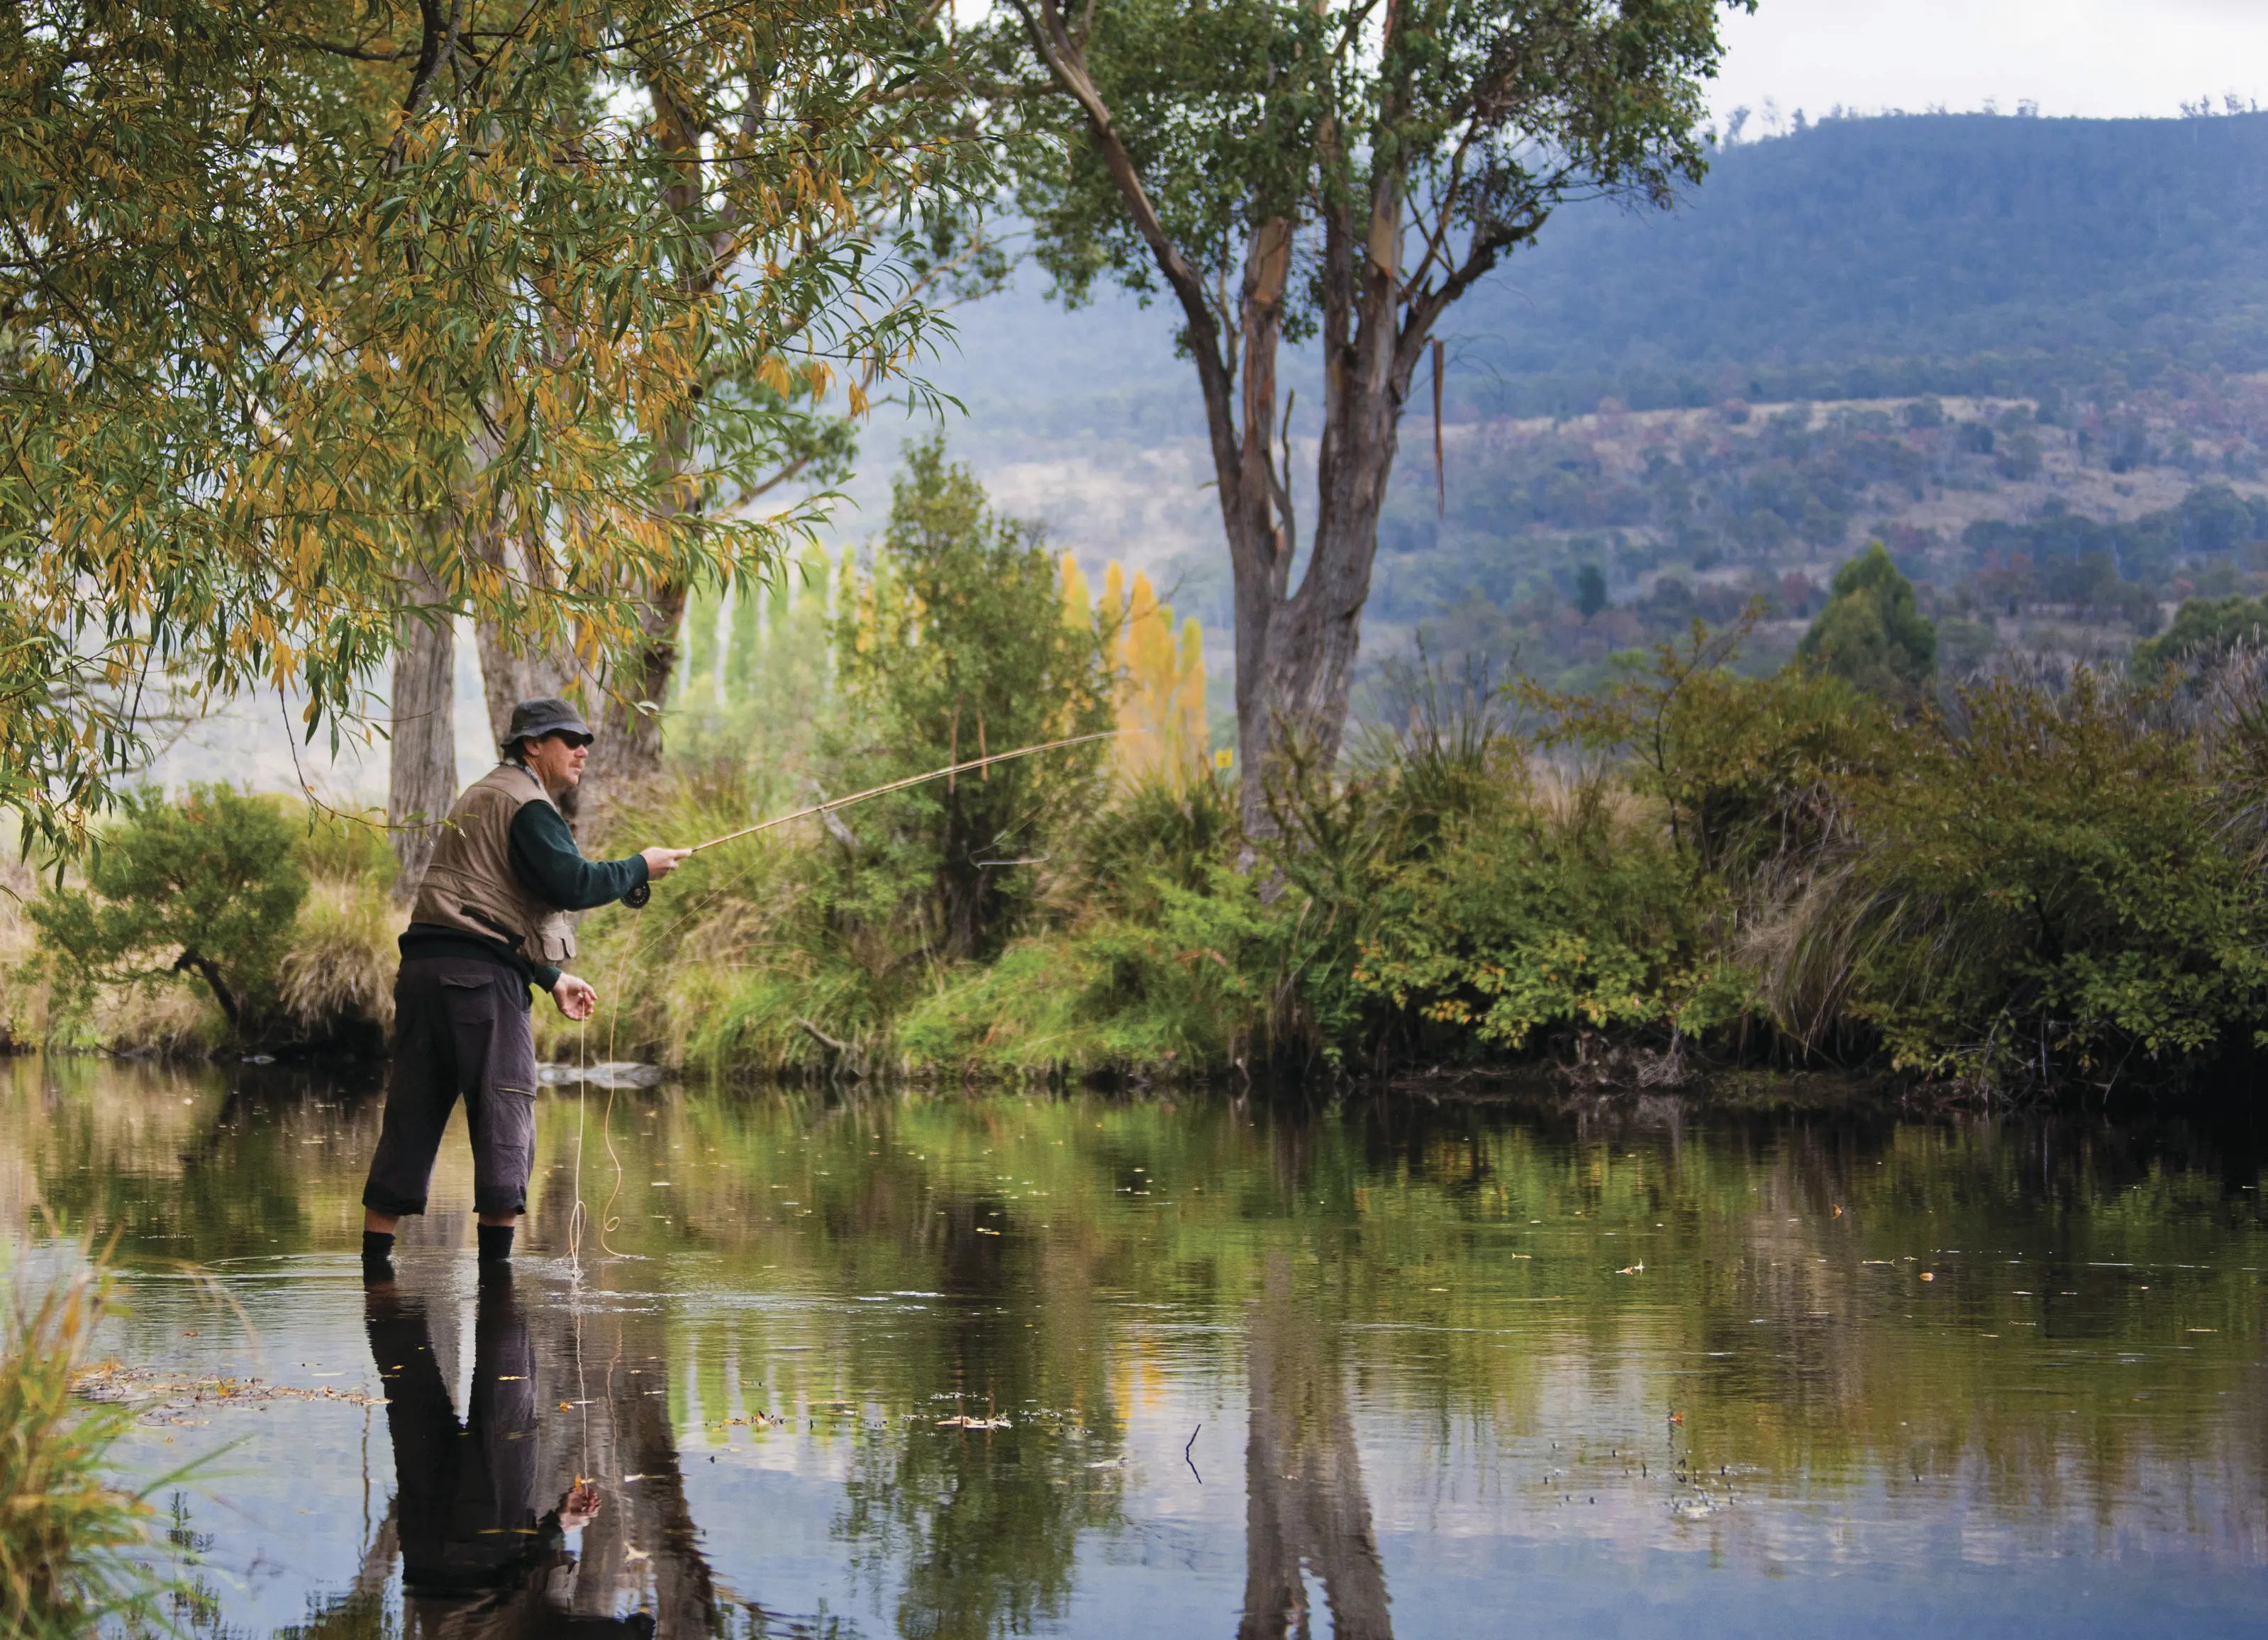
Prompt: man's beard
<box><xmin>556</xmin><ymin>779</ymin><xmax>581</xmax><ymax>825</ymax></box>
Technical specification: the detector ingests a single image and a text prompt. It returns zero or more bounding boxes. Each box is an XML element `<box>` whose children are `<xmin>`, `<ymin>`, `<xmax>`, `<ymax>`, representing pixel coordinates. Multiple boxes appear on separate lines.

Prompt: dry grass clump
<box><xmin>87</xmin><ymin>985</ymin><xmax>224</xmax><ymax>1059</ymax></box>
<box><xmin>0</xmin><ymin>1248</ymin><xmax>169</xmax><ymax>1636</ymax></box>
<box><xmin>277</xmin><ymin>873</ymin><xmax>401</xmax><ymax>1038</ymax></box>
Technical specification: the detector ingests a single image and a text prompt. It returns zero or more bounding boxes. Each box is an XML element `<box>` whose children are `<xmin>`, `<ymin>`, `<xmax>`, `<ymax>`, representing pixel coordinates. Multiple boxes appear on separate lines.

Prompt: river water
<box><xmin>9</xmin><ymin>1055</ymin><xmax>2268</xmax><ymax>1638</ymax></box>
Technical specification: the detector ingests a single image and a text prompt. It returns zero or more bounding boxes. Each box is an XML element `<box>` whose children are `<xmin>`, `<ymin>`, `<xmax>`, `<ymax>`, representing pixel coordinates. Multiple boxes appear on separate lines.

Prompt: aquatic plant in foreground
<box><xmin>0</xmin><ymin>1244</ymin><xmax>171</xmax><ymax>1637</ymax></box>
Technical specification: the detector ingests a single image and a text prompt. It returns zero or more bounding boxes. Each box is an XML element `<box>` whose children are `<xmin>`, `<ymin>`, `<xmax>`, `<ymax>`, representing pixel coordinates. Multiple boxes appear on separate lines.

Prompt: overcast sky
<box><xmin>1712</xmin><ymin>0</ymin><xmax>2268</xmax><ymax>125</ymax></box>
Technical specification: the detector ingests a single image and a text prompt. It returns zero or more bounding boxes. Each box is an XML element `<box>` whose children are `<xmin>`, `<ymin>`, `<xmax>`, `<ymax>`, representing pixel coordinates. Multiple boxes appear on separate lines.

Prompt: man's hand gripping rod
<box><xmin>619</xmin><ymin>730</ymin><xmax>1123</xmax><ymax>906</ymax></box>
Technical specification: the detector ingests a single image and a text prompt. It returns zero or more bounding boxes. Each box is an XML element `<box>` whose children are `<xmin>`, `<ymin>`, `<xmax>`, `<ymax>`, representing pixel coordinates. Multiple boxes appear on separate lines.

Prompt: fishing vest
<box><xmin>409</xmin><ymin>762</ymin><xmax>576</xmax><ymax>966</ymax></box>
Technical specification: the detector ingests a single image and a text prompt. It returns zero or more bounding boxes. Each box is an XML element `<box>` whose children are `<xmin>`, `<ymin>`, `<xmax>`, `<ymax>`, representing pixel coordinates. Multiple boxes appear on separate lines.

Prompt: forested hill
<box><xmin>1455</xmin><ymin>110</ymin><xmax>2268</xmax><ymax>415</ymax></box>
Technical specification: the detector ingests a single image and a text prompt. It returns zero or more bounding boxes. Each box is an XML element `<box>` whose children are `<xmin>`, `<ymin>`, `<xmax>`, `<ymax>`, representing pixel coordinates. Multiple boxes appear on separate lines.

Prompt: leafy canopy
<box><xmin>0</xmin><ymin>0</ymin><xmax>979</xmax><ymax>855</ymax></box>
<box><xmin>989</xmin><ymin>0</ymin><xmax>1745</xmax><ymax>344</ymax></box>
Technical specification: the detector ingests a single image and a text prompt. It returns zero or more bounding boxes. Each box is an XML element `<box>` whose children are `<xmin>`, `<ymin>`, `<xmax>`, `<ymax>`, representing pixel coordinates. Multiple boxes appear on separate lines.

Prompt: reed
<box><xmin>0</xmin><ymin>1243</ymin><xmax>169</xmax><ymax>1637</ymax></box>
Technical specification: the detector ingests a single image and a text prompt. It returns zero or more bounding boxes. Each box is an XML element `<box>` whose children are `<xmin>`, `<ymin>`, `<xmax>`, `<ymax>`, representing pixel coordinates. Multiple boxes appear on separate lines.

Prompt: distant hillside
<box><xmin>156</xmin><ymin>112</ymin><xmax>2268</xmax><ymax>793</ymax></box>
<box><xmin>895</xmin><ymin>111</ymin><xmax>2268</xmax><ymax>569</ymax></box>
<box><xmin>1450</xmin><ymin>109</ymin><xmax>2268</xmax><ymax>414</ymax></box>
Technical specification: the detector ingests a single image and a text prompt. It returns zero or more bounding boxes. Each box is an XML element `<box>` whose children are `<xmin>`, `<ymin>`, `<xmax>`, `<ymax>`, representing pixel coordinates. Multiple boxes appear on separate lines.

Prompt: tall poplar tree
<box><xmin>980</xmin><ymin>0</ymin><xmax>1749</xmax><ymax>822</ymax></box>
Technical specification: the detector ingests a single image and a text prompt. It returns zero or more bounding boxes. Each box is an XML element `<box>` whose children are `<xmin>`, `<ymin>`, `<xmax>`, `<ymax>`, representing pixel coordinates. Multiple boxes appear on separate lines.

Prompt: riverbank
<box><xmin>10</xmin><ymin>453</ymin><xmax>2268</xmax><ymax>1100</ymax></box>
<box><xmin>11</xmin><ymin>629</ymin><xmax>2268</xmax><ymax>1103</ymax></box>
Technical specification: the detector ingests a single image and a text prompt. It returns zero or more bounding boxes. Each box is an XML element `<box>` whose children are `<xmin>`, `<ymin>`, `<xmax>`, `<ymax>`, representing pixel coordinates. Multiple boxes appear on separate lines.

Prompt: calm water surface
<box><xmin>9</xmin><ymin>1056</ymin><xmax>2268</xmax><ymax>1637</ymax></box>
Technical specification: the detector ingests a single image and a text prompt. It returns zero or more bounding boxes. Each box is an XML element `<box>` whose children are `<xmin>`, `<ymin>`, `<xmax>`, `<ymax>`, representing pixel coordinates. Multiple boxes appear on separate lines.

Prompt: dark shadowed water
<box><xmin>10</xmin><ymin>1056</ymin><xmax>2268</xmax><ymax>1638</ymax></box>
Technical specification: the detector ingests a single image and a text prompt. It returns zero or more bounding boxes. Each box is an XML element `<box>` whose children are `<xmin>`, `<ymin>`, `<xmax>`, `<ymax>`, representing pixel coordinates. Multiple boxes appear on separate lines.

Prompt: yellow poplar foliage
<box><xmin>1064</xmin><ymin>554</ymin><xmax>1208</xmax><ymax>784</ymax></box>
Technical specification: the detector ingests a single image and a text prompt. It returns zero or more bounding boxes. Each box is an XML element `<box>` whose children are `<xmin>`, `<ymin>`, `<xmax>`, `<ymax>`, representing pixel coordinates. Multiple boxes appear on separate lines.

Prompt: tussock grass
<box><xmin>277</xmin><ymin>874</ymin><xmax>401</xmax><ymax>1042</ymax></box>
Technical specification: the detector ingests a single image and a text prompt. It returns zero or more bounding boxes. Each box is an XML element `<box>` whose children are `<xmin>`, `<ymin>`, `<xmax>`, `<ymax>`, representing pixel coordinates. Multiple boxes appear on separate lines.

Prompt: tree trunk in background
<box><xmin>465</xmin><ymin>498</ymin><xmax>573</xmax><ymax>774</ymax></box>
<box><xmin>387</xmin><ymin>557</ymin><xmax>457</xmax><ymax>904</ymax></box>
<box><xmin>472</xmin><ymin>613</ymin><xmax>572</xmax><ymax>756</ymax></box>
<box><xmin>467</xmin><ymin>65</ymin><xmax>714</xmax><ymax>822</ymax></box>
<box><xmin>580</xmin><ymin>579</ymin><xmax>688</xmax><ymax>808</ymax></box>
<box><xmin>568</xmin><ymin>75</ymin><xmax>726</xmax><ymax>818</ymax></box>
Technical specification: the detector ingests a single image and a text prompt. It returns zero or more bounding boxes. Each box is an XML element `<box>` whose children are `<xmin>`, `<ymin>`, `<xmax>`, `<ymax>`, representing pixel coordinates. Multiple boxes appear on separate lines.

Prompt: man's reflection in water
<box><xmin>366</xmin><ymin>1268</ymin><xmax>656</xmax><ymax>1638</ymax></box>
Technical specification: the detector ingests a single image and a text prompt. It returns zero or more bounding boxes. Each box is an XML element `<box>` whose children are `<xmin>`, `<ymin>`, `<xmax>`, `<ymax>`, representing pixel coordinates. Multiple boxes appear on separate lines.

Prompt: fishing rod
<box><xmin>620</xmin><ymin>729</ymin><xmax>1123</xmax><ymax>905</ymax></box>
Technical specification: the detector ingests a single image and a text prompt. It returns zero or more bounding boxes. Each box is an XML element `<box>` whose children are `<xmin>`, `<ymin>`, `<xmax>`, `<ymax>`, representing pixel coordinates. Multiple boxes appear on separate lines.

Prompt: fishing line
<box><xmin>567</xmin><ymin>1010</ymin><xmax>589</xmax><ymax>1270</ymax></box>
<box><xmin>679</xmin><ymin>730</ymin><xmax>1121</xmax><ymax>856</ymax></box>
<box><xmin>603</xmin><ymin>731</ymin><xmax>1125</xmax><ymax>978</ymax></box>
<box><xmin>597</xmin><ymin>944</ymin><xmax>631</xmax><ymax>1259</ymax></box>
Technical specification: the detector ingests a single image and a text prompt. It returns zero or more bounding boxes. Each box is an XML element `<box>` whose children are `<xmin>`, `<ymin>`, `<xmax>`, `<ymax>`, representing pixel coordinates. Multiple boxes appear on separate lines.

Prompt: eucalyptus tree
<box><xmin>979</xmin><ymin>0</ymin><xmax>1750</xmax><ymax>820</ymax></box>
<box><xmin>0</xmin><ymin>0</ymin><xmax>976</xmax><ymax>859</ymax></box>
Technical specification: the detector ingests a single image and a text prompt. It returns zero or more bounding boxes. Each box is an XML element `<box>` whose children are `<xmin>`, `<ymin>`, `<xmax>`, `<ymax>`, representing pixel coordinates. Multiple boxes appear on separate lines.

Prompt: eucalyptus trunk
<box><xmin>1001</xmin><ymin>0</ymin><xmax>1733</xmax><ymax>831</ymax></box>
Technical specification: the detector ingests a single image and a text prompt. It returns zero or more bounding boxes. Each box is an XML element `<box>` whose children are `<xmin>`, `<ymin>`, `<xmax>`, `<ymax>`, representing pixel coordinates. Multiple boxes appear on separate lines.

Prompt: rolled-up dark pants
<box><xmin>363</xmin><ymin>956</ymin><xmax>539</xmax><ymax>1220</ymax></box>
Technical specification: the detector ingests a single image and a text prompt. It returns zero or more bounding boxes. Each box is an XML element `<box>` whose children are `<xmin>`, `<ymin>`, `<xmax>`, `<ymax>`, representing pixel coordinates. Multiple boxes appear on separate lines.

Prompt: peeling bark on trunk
<box><xmin>387</xmin><ymin>553</ymin><xmax>458</xmax><ymax>903</ymax></box>
<box><xmin>1014</xmin><ymin>0</ymin><xmax>1552</xmax><ymax>837</ymax></box>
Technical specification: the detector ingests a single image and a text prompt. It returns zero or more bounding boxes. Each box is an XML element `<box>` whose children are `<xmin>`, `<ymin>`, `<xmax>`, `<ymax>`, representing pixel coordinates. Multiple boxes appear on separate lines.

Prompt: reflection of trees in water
<box><xmin>830</xmin><ymin>1192</ymin><xmax>1127</xmax><ymax>1640</ymax></box>
<box><xmin>279</xmin><ymin>1264</ymin><xmax>868</xmax><ymax>1640</ymax></box>
<box><xmin>1237</xmin><ymin>1259</ymin><xmax>1394</xmax><ymax>1640</ymax></box>
<box><xmin>19</xmin><ymin>1061</ymin><xmax>2268</xmax><ymax>1631</ymax></box>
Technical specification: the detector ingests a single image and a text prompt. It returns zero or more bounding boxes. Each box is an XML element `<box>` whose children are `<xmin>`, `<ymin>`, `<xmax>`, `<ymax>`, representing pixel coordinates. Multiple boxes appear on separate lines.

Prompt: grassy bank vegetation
<box><xmin>566</xmin><ymin>445</ymin><xmax>2268</xmax><ymax>1098</ymax></box>
<box><xmin>12</xmin><ymin>440</ymin><xmax>2268</xmax><ymax>1099</ymax></box>
<box><xmin>3</xmin><ymin>793</ymin><xmax>399</xmax><ymax>1059</ymax></box>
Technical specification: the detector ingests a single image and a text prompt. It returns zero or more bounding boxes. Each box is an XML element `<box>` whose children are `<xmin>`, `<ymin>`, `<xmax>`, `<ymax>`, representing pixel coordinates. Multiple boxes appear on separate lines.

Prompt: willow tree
<box><xmin>0</xmin><ymin>1</ymin><xmax>974</xmax><ymax>859</ymax></box>
<box><xmin>981</xmin><ymin>0</ymin><xmax>1748</xmax><ymax>820</ymax></box>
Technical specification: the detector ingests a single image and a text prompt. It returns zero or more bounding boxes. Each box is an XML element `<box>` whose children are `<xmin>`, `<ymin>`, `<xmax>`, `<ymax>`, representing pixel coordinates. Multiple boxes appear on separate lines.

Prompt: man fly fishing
<box><xmin>360</xmin><ymin>698</ymin><xmax>690</xmax><ymax>1281</ymax></box>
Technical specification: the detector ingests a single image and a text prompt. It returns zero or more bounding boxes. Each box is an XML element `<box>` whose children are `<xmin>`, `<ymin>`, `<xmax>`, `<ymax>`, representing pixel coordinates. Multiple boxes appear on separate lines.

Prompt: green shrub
<box><xmin>1540</xmin><ymin>619</ymin><xmax>1892</xmax><ymax>876</ymax></box>
<box><xmin>1350</xmin><ymin>769</ymin><xmax>1755</xmax><ymax>1055</ymax></box>
<box><xmin>290</xmin><ymin>807</ymin><xmax>397</xmax><ymax>893</ymax></box>
<box><xmin>898</xmin><ymin>868</ymin><xmax>1294</xmax><ymax>1073</ymax></box>
<box><xmin>1069</xmin><ymin>770</ymin><xmax>1241</xmax><ymax>921</ymax></box>
<box><xmin>30</xmin><ymin>785</ymin><xmax>307</xmax><ymax>1042</ymax></box>
<box><xmin>1798</xmin><ymin>543</ymin><xmax>1937</xmax><ymax>701</ymax></box>
<box><xmin>2129</xmin><ymin>594</ymin><xmax>2268</xmax><ymax>676</ymax></box>
<box><xmin>829</xmin><ymin>436</ymin><xmax>1112</xmax><ymax>963</ymax></box>
<box><xmin>1831</xmin><ymin>669</ymin><xmax>2268</xmax><ymax>1086</ymax></box>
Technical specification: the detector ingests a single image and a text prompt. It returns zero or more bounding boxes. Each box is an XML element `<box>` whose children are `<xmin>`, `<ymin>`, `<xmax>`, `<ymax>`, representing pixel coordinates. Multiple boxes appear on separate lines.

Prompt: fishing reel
<box><xmin>621</xmin><ymin>880</ymin><xmax>651</xmax><ymax>909</ymax></box>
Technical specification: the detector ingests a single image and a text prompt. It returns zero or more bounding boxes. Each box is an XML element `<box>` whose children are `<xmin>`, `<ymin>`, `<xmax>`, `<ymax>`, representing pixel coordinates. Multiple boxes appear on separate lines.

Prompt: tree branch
<box><xmin>278</xmin><ymin>33</ymin><xmax>415</xmax><ymax>63</ymax></box>
<box><xmin>1005</xmin><ymin>0</ymin><xmax>1243</xmax><ymax>492</ymax></box>
<box><xmin>174</xmin><ymin>948</ymin><xmax>240</xmax><ymax>1031</ymax></box>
